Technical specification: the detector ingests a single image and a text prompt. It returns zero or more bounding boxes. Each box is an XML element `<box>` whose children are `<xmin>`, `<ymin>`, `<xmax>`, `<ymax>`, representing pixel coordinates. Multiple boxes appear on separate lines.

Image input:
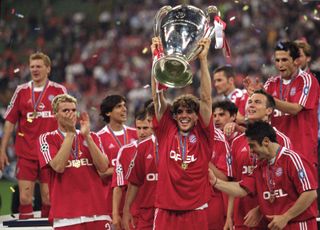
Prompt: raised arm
<box><xmin>151</xmin><ymin>37</ymin><xmax>168</xmax><ymax>121</ymax></box>
<box><xmin>198</xmin><ymin>38</ymin><xmax>212</xmax><ymax>127</ymax></box>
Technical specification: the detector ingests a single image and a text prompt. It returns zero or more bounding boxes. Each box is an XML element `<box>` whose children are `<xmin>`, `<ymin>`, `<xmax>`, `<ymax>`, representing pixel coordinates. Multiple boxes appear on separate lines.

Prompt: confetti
<box><xmin>234</xmin><ymin>0</ymin><xmax>239</xmax><ymax>3</ymax></box>
<box><xmin>14</xmin><ymin>68</ymin><xmax>20</xmax><ymax>73</ymax></box>
<box><xmin>92</xmin><ymin>54</ymin><xmax>98</xmax><ymax>58</ymax></box>
<box><xmin>242</xmin><ymin>5</ymin><xmax>249</xmax><ymax>11</ymax></box>
<box><xmin>282</xmin><ymin>0</ymin><xmax>288</xmax><ymax>3</ymax></box>
<box><xmin>10</xmin><ymin>186</ymin><xmax>15</xmax><ymax>193</ymax></box>
<box><xmin>229</xmin><ymin>16</ymin><xmax>236</xmax><ymax>22</ymax></box>
<box><xmin>90</xmin><ymin>107</ymin><xmax>97</xmax><ymax>111</ymax></box>
<box><xmin>142</xmin><ymin>47</ymin><xmax>148</xmax><ymax>54</ymax></box>
<box><xmin>11</xmin><ymin>8</ymin><xmax>16</xmax><ymax>14</ymax></box>
<box><xmin>34</xmin><ymin>27</ymin><xmax>41</xmax><ymax>31</ymax></box>
<box><xmin>314</xmin><ymin>9</ymin><xmax>318</xmax><ymax>15</ymax></box>
<box><xmin>143</xmin><ymin>84</ymin><xmax>150</xmax><ymax>89</ymax></box>
<box><xmin>15</xmin><ymin>13</ymin><xmax>25</xmax><ymax>18</ymax></box>
<box><xmin>284</xmin><ymin>26</ymin><xmax>289</xmax><ymax>31</ymax></box>
<box><xmin>116</xmin><ymin>20</ymin><xmax>121</xmax><ymax>26</ymax></box>
<box><xmin>303</xmin><ymin>15</ymin><xmax>308</xmax><ymax>21</ymax></box>
<box><xmin>313</xmin><ymin>16</ymin><xmax>320</xmax><ymax>21</ymax></box>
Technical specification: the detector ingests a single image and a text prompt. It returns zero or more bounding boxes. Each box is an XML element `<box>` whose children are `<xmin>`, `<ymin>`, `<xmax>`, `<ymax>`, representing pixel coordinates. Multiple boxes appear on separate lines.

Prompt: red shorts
<box><xmin>153</xmin><ymin>208</ymin><xmax>208</xmax><ymax>230</ymax></box>
<box><xmin>206</xmin><ymin>194</ymin><xmax>225</xmax><ymax>230</ymax></box>
<box><xmin>16</xmin><ymin>157</ymin><xmax>49</xmax><ymax>183</ymax></box>
<box><xmin>54</xmin><ymin>220</ymin><xmax>107</xmax><ymax>230</ymax></box>
<box><xmin>136</xmin><ymin>207</ymin><xmax>155</xmax><ymax>230</ymax></box>
<box><xmin>284</xmin><ymin>218</ymin><xmax>317</xmax><ymax>230</ymax></box>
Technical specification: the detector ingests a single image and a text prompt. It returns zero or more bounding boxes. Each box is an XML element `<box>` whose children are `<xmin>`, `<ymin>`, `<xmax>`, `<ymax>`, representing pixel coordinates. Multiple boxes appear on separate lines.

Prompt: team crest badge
<box><xmin>303</xmin><ymin>86</ymin><xmax>309</xmax><ymax>95</ymax></box>
<box><xmin>227</xmin><ymin>155</ymin><xmax>232</xmax><ymax>165</ymax></box>
<box><xmin>116</xmin><ymin>165</ymin><xmax>123</xmax><ymax>174</ymax></box>
<box><xmin>290</xmin><ymin>87</ymin><xmax>296</xmax><ymax>96</ymax></box>
<box><xmin>275</xmin><ymin>167</ymin><xmax>283</xmax><ymax>177</ymax></box>
<box><xmin>189</xmin><ymin>134</ymin><xmax>197</xmax><ymax>144</ymax></box>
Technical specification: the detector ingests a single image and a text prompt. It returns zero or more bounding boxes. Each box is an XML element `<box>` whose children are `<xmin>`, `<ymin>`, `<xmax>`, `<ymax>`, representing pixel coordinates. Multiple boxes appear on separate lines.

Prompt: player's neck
<box><xmin>33</xmin><ymin>78</ymin><xmax>48</xmax><ymax>88</ymax></box>
<box><xmin>268</xmin><ymin>143</ymin><xmax>281</xmax><ymax>164</ymax></box>
<box><xmin>108</xmin><ymin>121</ymin><xmax>124</xmax><ymax>131</ymax></box>
<box><xmin>225</xmin><ymin>86</ymin><xmax>235</xmax><ymax>97</ymax></box>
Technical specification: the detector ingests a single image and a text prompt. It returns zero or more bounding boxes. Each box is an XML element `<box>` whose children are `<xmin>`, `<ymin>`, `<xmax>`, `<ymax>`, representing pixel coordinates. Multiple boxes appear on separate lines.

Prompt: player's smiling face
<box><xmin>174</xmin><ymin>106</ymin><xmax>198</xmax><ymax>133</ymax></box>
<box><xmin>108</xmin><ymin>101</ymin><xmax>127</xmax><ymax>124</ymax></box>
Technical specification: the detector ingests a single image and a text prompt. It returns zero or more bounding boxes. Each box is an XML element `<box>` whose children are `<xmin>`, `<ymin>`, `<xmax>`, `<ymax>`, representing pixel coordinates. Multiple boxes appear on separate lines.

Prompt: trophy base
<box><xmin>153</xmin><ymin>56</ymin><xmax>193</xmax><ymax>88</ymax></box>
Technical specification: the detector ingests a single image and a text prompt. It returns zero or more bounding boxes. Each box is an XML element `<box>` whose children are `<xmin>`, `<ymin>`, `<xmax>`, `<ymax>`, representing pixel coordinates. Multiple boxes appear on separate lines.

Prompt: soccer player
<box><xmin>213</xmin><ymin>65</ymin><xmax>248</xmax><ymax>122</ymax></box>
<box><xmin>210</xmin><ymin>121</ymin><xmax>318</xmax><ymax>230</ymax></box>
<box><xmin>0</xmin><ymin>52</ymin><xmax>67</xmax><ymax>219</ymax></box>
<box><xmin>225</xmin><ymin>90</ymin><xmax>292</xmax><ymax>230</ymax></box>
<box><xmin>263</xmin><ymin>41</ymin><xmax>319</xmax><ymax>179</ymax></box>
<box><xmin>38</xmin><ymin>94</ymin><xmax>109</xmax><ymax>229</ymax></box>
<box><xmin>112</xmin><ymin>109</ymin><xmax>153</xmax><ymax>230</ymax></box>
<box><xmin>97</xmin><ymin>94</ymin><xmax>137</xmax><ymax>227</ymax></box>
<box><xmin>151</xmin><ymin>36</ymin><xmax>214</xmax><ymax>230</ymax></box>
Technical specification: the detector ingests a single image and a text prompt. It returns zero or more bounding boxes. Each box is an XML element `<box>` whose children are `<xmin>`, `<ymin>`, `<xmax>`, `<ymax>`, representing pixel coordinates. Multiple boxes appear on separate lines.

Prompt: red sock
<box><xmin>19</xmin><ymin>204</ymin><xmax>33</xmax><ymax>219</ymax></box>
<box><xmin>41</xmin><ymin>204</ymin><xmax>50</xmax><ymax>218</ymax></box>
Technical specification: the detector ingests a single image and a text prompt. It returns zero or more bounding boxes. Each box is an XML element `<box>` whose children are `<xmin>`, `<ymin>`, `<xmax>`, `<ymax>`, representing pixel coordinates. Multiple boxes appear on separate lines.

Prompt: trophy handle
<box><xmin>154</xmin><ymin>5</ymin><xmax>172</xmax><ymax>37</ymax></box>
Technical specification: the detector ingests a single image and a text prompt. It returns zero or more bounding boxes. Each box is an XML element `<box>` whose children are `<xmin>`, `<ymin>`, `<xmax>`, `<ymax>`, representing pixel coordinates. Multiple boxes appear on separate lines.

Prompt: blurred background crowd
<box><xmin>0</xmin><ymin>0</ymin><xmax>320</xmax><ymax>180</ymax></box>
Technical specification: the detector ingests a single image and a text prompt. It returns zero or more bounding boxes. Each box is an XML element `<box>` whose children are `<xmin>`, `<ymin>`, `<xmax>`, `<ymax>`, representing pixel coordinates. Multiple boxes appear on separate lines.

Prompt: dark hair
<box><xmin>213</xmin><ymin>65</ymin><xmax>235</xmax><ymax>79</ymax></box>
<box><xmin>212</xmin><ymin>100</ymin><xmax>238</xmax><ymax>117</ymax></box>
<box><xmin>252</xmin><ymin>89</ymin><xmax>275</xmax><ymax>109</ymax></box>
<box><xmin>135</xmin><ymin>109</ymin><xmax>148</xmax><ymax>121</ymax></box>
<box><xmin>171</xmin><ymin>94</ymin><xmax>199</xmax><ymax>115</ymax></box>
<box><xmin>145</xmin><ymin>101</ymin><xmax>155</xmax><ymax>118</ymax></box>
<box><xmin>275</xmin><ymin>41</ymin><xmax>300</xmax><ymax>60</ymax></box>
<box><xmin>100</xmin><ymin>95</ymin><xmax>126</xmax><ymax>123</ymax></box>
<box><xmin>245</xmin><ymin>121</ymin><xmax>277</xmax><ymax>144</ymax></box>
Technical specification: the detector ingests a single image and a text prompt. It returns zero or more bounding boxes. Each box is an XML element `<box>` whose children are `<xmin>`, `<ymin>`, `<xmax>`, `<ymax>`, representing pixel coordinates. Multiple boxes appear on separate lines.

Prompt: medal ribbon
<box><xmin>178</xmin><ymin>133</ymin><xmax>189</xmax><ymax>163</ymax></box>
<box><xmin>57</xmin><ymin>129</ymin><xmax>79</xmax><ymax>159</ymax></box>
<box><xmin>30</xmin><ymin>80</ymin><xmax>49</xmax><ymax>114</ymax></box>
<box><xmin>153</xmin><ymin>137</ymin><xmax>159</xmax><ymax>167</ymax></box>
<box><xmin>108</xmin><ymin>125</ymin><xmax>128</xmax><ymax>148</ymax></box>
<box><xmin>265</xmin><ymin>147</ymin><xmax>282</xmax><ymax>197</ymax></box>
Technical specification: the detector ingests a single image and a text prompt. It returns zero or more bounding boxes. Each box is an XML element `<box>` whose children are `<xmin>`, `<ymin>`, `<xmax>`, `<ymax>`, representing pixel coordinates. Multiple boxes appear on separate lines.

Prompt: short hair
<box><xmin>252</xmin><ymin>89</ymin><xmax>275</xmax><ymax>109</ymax></box>
<box><xmin>145</xmin><ymin>101</ymin><xmax>155</xmax><ymax>118</ymax></box>
<box><xmin>294</xmin><ymin>40</ymin><xmax>311</xmax><ymax>57</ymax></box>
<box><xmin>29</xmin><ymin>52</ymin><xmax>51</xmax><ymax>67</ymax></box>
<box><xmin>212</xmin><ymin>100</ymin><xmax>238</xmax><ymax>117</ymax></box>
<box><xmin>52</xmin><ymin>94</ymin><xmax>77</xmax><ymax>114</ymax></box>
<box><xmin>213</xmin><ymin>65</ymin><xmax>235</xmax><ymax>79</ymax></box>
<box><xmin>171</xmin><ymin>94</ymin><xmax>199</xmax><ymax>115</ymax></box>
<box><xmin>100</xmin><ymin>95</ymin><xmax>126</xmax><ymax>123</ymax></box>
<box><xmin>135</xmin><ymin>109</ymin><xmax>149</xmax><ymax>121</ymax></box>
<box><xmin>245</xmin><ymin>121</ymin><xmax>277</xmax><ymax>145</ymax></box>
<box><xmin>275</xmin><ymin>41</ymin><xmax>300</xmax><ymax>60</ymax></box>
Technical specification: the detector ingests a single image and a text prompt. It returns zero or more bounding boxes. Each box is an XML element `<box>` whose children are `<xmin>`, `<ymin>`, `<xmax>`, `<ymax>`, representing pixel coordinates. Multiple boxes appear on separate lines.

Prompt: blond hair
<box><xmin>29</xmin><ymin>52</ymin><xmax>51</xmax><ymax>67</ymax></box>
<box><xmin>52</xmin><ymin>94</ymin><xmax>77</xmax><ymax>114</ymax></box>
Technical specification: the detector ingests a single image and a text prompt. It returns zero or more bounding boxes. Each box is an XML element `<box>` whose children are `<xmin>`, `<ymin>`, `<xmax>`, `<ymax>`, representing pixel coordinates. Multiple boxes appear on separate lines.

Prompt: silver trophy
<box><xmin>153</xmin><ymin>5</ymin><xmax>218</xmax><ymax>88</ymax></box>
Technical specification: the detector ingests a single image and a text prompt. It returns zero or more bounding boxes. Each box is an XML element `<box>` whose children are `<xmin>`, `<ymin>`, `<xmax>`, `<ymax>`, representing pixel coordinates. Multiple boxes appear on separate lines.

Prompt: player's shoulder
<box><xmin>96</xmin><ymin>125</ymin><xmax>109</xmax><ymax>135</ymax></box>
<box><xmin>231</xmin><ymin>132</ymin><xmax>246</xmax><ymax>146</ymax></box>
<box><xmin>138</xmin><ymin>135</ymin><xmax>155</xmax><ymax>147</ymax></box>
<box><xmin>124</xmin><ymin>125</ymin><xmax>137</xmax><ymax>132</ymax></box>
<box><xmin>48</xmin><ymin>81</ymin><xmax>67</xmax><ymax>92</ymax></box>
<box><xmin>15</xmin><ymin>81</ymin><xmax>31</xmax><ymax>92</ymax></box>
<box><xmin>264</xmin><ymin>75</ymin><xmax>281</xmax><ymax>85</ymax></box>
<box><xmin>214</xmin><ymin>128</ymin><xmax>227</xmax><ymax>142</ymax></box>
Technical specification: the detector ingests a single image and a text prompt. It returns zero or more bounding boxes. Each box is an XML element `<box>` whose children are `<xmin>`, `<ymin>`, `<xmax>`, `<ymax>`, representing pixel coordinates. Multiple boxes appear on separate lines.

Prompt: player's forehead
<box><xmin>213</xmin><ymin>71</ymin><xmax>227</xmax><ymax>80</ymax></box>
<box><xmin>274</xmin><ymin>50</ymin><xmax>292</xmax><ymax>60</ymax></box>
<box><xmin>29</xmin><ymin>59</ymin><xmax>46</xmax><ymax>66</ymax></box>
<box><xmin>213</xmin><ymin>107</ymin><xmax>229</xmax><ymax>116</ymax></box>
<box><xmin>58</xmin><ymin>101</ymin><xmax>76</xmax><ymax>110</ymax></box>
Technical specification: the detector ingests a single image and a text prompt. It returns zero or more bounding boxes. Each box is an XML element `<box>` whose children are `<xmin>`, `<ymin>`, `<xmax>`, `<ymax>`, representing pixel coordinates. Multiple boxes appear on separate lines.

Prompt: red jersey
<box><xmin>240</xmin><ymin>146</ymin><xmax>318</xmax><ymax>223</ymax></box>
<box><xmin>4</xmin><ymin>80</ymin><xmax>67</xmax><ymax>160</ymax></box>
<box><xmin>227</xmin><ymin>88</ymin><xmax>244</xmax><ymax>104</ymax></box>
<box><xmin>234</xmin><ymin>91</ymin><xmax>249</xmax><ymax>116</ymax></box>
<box><xmin>97</xmin><ymin>125</ymin><xmax>137</xmax><ymax>215</ymax></box>
<box><xmin>153</xmin><ymin>108</ymin><xmax>214</xmax><ymax>210</ymax></box>
<box><xmin>264</xmin><ymin>70</ymin><xmax>319</xmax><ymax>164</ymax></box>
<box><xmin>128</xmin><ymin>135</ymin><xmax>158</xmax><ymax>209</ymax></box>
<box><xmin>231</xmin><ymin>128</ymin><xmax>292</xmax><ymax>228</ymax></box>
<box><xmin>38</xmin><ymin>130</ymin><xmax>106</xmax><ymax>219</ymax></box>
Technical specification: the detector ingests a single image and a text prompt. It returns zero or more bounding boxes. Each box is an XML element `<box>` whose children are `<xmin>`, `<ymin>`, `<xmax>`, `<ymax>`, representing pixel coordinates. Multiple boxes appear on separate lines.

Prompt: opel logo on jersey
<box><xmin>38</xmin><ymin>102</ymin><xmax>45</xmax><ymax>111</ymax></box>
<box><xmin>263</xmin><ymin>189</ymin><xmax>288</xmax><ymax>200</ymax></box>
<box><xmin>169</xmin><ymin>150</ymin><xmax>197</xmax><ymax>163</ymax></box>
<box><xmin>27</xmin><ymin>111</ymin><xmax>54</xmax><ymax>119</ymax></box>
<box><xmin>66</xmin><ymin>158</ymin><xmax>93</xmax><ymax>168</ymax></box>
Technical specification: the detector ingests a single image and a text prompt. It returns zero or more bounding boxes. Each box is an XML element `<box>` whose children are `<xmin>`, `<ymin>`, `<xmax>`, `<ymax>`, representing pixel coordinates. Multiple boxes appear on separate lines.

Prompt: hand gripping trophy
<box><xmin>152</xmin><ymin>5</ymin><xmax>226</xmax><ymax>88</ymax></box>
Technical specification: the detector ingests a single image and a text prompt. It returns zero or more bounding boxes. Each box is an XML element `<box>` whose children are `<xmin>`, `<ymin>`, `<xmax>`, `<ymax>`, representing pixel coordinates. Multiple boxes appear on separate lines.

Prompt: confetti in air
<box><xmin>15</xmin><ymin>13</ymin><xmax>24</xmax><ymax>18</ymax></box>
<box><xmin>14</xmin><ymin>68</ymin><xmax>20</xmax><ymax>73</ymax></box>
<box><xmin>142</xmin><ymin>47</ymin><xmax>148</xmax><ymax>54</ymax></box>
<box><xmin>229</xmin><ymin>16</ymin><xmax>236</xmax><ymax>22</ymax></box>
<box><xmin>303</xmin><ymin>15</ymin><xmax>308</xmax><ymax>21</ymax></box>
<box><xmin>10</xmin><ymin>186</ymin><xmax>15</xmax><ymax>193</ymax></box>
<box><xmin>143</xmin><ymin>84</ymin><xmax>150</xmax><ymax>89</ymax></box>
<box><xmin>34</xmin><ymin>27</ymin><xmax>41</xmax><ymax>31</ymax></box>
<box><xmin>242</xmin><ymin>5</ymin><xmax>249</xmax><ymax>11</ymax></box>
<box><xmin>90</xmin><ymin>107</ymin><xmax>97</xmax><ymax>111</ymax></box>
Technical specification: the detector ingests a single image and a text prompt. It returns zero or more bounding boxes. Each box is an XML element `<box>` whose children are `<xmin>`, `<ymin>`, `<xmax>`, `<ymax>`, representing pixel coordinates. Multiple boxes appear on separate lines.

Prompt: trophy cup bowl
<box><xmin>153</xmin><ymin>5</ymin><xmax>218</xmax><ymax>88</ymax></box>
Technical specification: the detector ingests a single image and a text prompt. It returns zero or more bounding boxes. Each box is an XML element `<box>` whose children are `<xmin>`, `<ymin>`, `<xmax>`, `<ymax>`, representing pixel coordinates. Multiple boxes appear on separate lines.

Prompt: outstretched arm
<box><xmin>198</xmin><ymin>38</ymin><xmax>212</xmax><ymax>127</ymax></box>
<box><xmin>151</xmin><ymin>37</ymin><xmax>168</xmax><ymax>122</ymax></box>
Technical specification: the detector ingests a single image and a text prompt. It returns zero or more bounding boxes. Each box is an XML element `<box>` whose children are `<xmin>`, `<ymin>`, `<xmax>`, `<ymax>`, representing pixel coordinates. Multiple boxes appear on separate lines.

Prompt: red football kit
<box><xmin>152</xmin><ymin>108</ymin><xmax>215</xmax><ymax>230</ymax></box>
<box><xmin>38</xmin><ymin>130</ymin><xmax>107</xmax><ymax>228</ymax></box>
<box><xmin>264</xmin><ymin>70</ymin><xmax>319</xmax><ymax>172</ymax></box>
<box><xmin>240</xmin><ymin>146</ymin><xmax>318</xmax><ymax>229</ymax></box>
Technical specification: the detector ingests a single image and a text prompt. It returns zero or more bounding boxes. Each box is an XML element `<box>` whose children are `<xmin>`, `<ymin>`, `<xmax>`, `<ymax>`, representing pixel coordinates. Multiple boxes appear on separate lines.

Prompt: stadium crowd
<box><xmin>0</xmin><ymin>0</ymin><xmax>319</xmax><ymax>229</ymax></box>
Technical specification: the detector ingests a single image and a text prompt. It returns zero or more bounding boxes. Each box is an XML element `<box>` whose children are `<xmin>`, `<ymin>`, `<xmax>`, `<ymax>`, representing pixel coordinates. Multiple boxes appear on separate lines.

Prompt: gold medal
<box><xmin>181</xmin><ymin>162</ymin><xmax>188</xmax><ymax>170</ymax></box>
<box><xmin>74</xmin><ymin>159</ymin><xmax>81</xmax><ymax>168</ymax></box>
<box><xmin>32</xmin><ymin>111</ymin><xmax>37</xmax><ymax>118</ymax></box>
<box><xmin>27</xmin><ymin>118</ymin><xmax>33</xmax><ymax>123</ymax></box>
